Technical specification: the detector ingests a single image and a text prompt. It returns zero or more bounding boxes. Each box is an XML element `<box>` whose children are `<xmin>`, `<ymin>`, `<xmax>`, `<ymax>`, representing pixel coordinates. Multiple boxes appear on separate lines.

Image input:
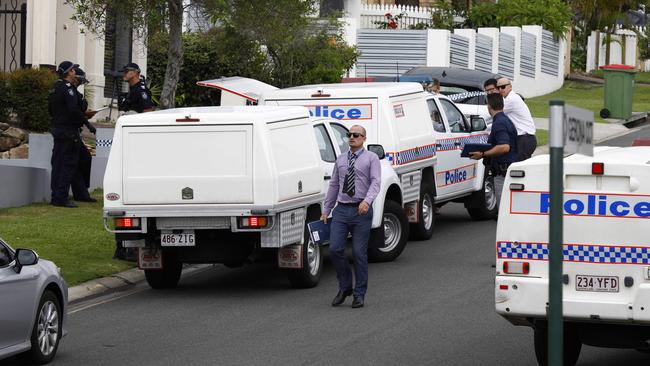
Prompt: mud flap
<box><xmin>278</xmin><ymin>244</ymin><xmax>303</xmax><ymax>269</ymax></box>
<box><xmin>405</xmin><ymin>201</ymin><xmax>418</xmax><ymax>223</ymax></box>
<box><xmin>138</xmin><ymin>248</ymin><xmax>163</xmax><ymax>270</ymax></box>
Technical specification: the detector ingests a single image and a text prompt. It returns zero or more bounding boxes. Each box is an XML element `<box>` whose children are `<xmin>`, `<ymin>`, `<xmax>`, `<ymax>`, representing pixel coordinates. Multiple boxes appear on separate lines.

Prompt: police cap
<box><xmin>57</xmin><ymin>61</ymin><xmax>79</xmax><ymax>76</ymax></box>
<box><xmin>119</xmin><ymin>63</ymin><xmax>141</xmax><ymax>73</ymax></box>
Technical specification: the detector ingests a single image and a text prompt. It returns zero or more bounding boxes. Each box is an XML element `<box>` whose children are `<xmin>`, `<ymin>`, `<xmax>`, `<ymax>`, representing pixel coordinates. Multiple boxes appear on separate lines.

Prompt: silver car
<box><xmin>0</xmin><ymin>238</ymin><xmax>68</xmax><ymax>364</ymax></box>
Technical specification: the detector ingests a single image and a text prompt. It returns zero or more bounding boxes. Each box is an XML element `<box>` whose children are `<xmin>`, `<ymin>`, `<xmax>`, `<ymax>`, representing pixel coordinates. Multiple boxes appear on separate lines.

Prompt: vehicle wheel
<box><xmin>465</xmin><ymin>175</ymin><xmax>498</xmax><ymax>220</ymax></box>
<box><xmin>533</xmin><ymin>323</ymin><xmax>582</xmax><ymax>366</ymax></box>
<box><xmin>409</xmin><ymin>185</ymin><xmax>435</xmax><ymax>240</ymax></box>
<box><xmin>144</xmin><ymin>250</ymin><xmax>182</xmax><ymax>289</ymax></box>
<box><xmin>20</xmin><ymin>290</ymin><xmax>62</xmax><ymax>364</ymax></box>
<box><xmin>368</xmin><ymin>200</ymin><xmax>409</xmax><ymax>262</ymax></box>
<box><xmin>287</xmin><ymin>222</ymin><xmax>323</xmax><ymax>288</ymax></box>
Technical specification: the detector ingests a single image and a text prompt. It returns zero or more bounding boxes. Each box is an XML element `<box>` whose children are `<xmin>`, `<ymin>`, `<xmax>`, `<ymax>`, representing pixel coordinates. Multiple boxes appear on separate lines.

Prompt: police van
<box><xmin>495</xmin><ymin>146</ymin><xmax>650</xmax><ymax>365</ymax></box>
<box><xmin>199</xmin><ymin>78</ymin><xmax>496</xmax><ymax>254</ymax></box>
<box><xmin>103</xmin><ymin>106</ymin><xmax>400</xmax><ymax>289</ymax></box>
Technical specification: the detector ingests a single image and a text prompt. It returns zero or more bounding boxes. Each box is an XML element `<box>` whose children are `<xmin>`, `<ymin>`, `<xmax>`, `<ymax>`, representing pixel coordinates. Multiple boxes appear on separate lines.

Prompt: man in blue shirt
<box><xmin>469</xmin><ymin>93</ymin><xmax>517</xmax><ymax>208</ymax></box>
<box><xmin>321</xmin><ymin>125</ymin><xmax>381</xmax><ymax>308</ymax></box>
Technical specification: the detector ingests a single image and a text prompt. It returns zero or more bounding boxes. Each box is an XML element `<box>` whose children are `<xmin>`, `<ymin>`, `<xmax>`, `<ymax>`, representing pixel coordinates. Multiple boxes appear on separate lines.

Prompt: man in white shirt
<box><xmin>496</xmin><ymin>77</ymin><xmax>537</xmax><ymax>160</ymax></box>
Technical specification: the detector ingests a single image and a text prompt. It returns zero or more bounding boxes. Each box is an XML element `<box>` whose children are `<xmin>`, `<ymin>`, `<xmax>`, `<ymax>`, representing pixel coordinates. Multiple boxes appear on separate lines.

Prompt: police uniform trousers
<box><xmin>329</xmin><ymin>203</ymin><xmax>373</xmax><ymax>298</ymax></box>
<box><xmin>50</xmin><ymin>127</ymin><xmax>90</xmax><ymax>204</ymax></box>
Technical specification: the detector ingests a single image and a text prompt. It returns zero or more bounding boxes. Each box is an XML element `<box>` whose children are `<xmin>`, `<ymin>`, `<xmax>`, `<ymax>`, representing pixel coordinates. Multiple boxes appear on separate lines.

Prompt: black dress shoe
<box><xmin>351</xmin><ymin>296</ymin><xmax>364</xmax><ymax>308</ymax></box>
<box><xmin>75</xmin><ymin>197</ymin><xmax>97</xmax><ymax>202</ymax></box>
<box><xmin>51</xmin><ymin>201</ymin><xmax>78</xmax><ymax>208</ymax></box>
<box><xmin>331</xmin><ymin>289</ymin><xmax>353</xmax><ymax>307</ymax></box>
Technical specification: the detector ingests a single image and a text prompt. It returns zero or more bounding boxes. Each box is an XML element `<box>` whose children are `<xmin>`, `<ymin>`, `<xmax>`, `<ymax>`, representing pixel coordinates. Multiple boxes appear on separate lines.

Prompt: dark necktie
<box><xmin>343</xmin><ymin>151</ymin><xmax>356</xmax><ymax>197</ymax></box>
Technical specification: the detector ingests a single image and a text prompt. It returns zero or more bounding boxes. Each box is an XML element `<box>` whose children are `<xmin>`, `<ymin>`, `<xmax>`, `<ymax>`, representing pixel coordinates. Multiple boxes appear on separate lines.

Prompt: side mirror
<box><xmin>470</xmin><ymin>115</ymin><xmax>487</xmax><ymax>132</ymax></box>
<box><xmin>14</xmin><ymin>248</ymin><xmax>38</xmax><ymax>273</ymax></box>
<box><xmin>367</xmin><ymin>144</ymin><xmax>385</xmax><ymax>160</ymax></box>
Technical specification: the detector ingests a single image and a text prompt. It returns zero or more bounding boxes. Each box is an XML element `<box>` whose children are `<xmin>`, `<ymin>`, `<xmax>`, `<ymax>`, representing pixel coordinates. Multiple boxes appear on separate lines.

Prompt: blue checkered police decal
<box><xmin>96</xmin><ymin>139</ymin><xmax>113</xmax><ymax>147</ymax></box>
<box><xmin>497</xmin><ymin>242</ymin><xmax>650</xmax><ymax>264</ymax></box>
<box><xmin>436</xmin><ymin>133</ymin><xmax>488</xmax><ymax>152</ymax></box>
<box><xmin>394</xmin><ymin>144</ymin><xmax>436</xmax><ymax>165</ymax></box>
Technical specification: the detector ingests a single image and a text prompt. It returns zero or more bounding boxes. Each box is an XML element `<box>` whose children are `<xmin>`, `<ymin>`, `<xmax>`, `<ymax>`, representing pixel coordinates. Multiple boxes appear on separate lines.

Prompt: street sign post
<box><xmin>564</xmin><ymin>105</ymin><xmax>595</xmax><ymax>157</ymax></box>
<box><xmin>547</xmin><ymin>101</ymin><xmax>594</xmax><ymax>366</ymax></box>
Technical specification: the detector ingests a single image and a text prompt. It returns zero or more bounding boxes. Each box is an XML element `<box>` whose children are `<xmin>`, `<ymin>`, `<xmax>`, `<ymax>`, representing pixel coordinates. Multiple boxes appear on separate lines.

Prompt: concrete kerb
<box><xmin>68</xmin><ymin>264</ymin><xmax>212</xmax><ymax>304</ymax></box>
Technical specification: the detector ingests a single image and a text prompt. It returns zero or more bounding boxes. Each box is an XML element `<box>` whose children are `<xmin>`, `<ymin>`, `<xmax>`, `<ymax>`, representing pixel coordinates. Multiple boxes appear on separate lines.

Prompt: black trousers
<box><xmin>50</xmin><ymin>128</ymin><xmax>90</xmax><ymax>203</ymax></box>
<box><xmin>517</xmin><ymin>134</ymin><xmax>537</xmax><ymax>161</ymax></box>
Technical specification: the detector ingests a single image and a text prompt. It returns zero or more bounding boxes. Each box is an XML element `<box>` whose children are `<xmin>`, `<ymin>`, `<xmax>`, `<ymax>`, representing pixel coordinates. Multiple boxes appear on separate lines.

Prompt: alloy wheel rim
<box><xmin>37</xmin><ymin>300</ymin><xmax>59</xmax><ymax>356</ymax></box>
<box><xmin>379</xmin><ymin>213</ymin><xmax>402</xmax><ymax>253</ymax></box>
<box><xmin>485</xmin><ymin>178</ymin><xmax>497</xmax><ymax>211</ymax></box>
<box><xmin>421</xmin><ymin>193</ymin><xmax>433</xmax><ymax>230</ymax></box>
<box><xmin>307</xmin><ymin>239</ymin><xmax>320</xmax><ymax>276</ymax></box>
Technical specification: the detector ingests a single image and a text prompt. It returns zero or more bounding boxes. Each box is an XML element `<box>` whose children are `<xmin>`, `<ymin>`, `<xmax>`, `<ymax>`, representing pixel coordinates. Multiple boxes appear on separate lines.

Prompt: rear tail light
<box><xmin>503</xmin><ymin>261</ymin><xmax>530</xmax><ymax>275</ymax></box>
<box><xmin>238</xmin><ymin>216</ymin><xmax>269</xmax><ymax>229</ymax></box>
<box><xmin>114</xmin><ymin>217</ymin><xmax>141</xmax><ymax>229</ymax></box>
<box><xmin>592</xmin><ymin>162</ymin><xmax>604</xmax><ymax>175</ymax></box>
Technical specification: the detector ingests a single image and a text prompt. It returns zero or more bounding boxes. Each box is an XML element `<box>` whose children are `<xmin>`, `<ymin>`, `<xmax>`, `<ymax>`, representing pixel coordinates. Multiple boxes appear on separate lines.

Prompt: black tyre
<box><xmin>144</xmin><ymin>250</ymin><xmax>182</xmax><ymax>289</ymax></box>
<box><xmin>368</xmin><ymin>200</ymin><xmax>409</xmax><ymax>262</ymax></box>
<box><xmin>20</xmin><ymin>290</ymin><xmax>62</xmax><ymax>364</ymax></box>
<box><xmin>533</xmin><ymin>323</ymin><xmax>582</xmax><ymax>366</ymax></box>
<box><xmin>286</xmin><ymin>220</ymin><xmax>323</xmax><ymax>288</ymax></box>
<box><xmin>409</xmin><ymin>185</ymin><xmax>435</xmax><ymax>240</ymax></box>
<box><xmin>465</xmin><ymin>174</ymin><xmax>498</xmax><ymax>220</ymax></box>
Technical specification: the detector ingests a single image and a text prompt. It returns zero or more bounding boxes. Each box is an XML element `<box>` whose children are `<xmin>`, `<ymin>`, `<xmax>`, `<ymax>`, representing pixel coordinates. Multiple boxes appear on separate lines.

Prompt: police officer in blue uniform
<box><xmin>72</xmin><ymin>67</ymin><xmax>97</xmax><ymax>192</ymax></box>
<box><xmin>118</xmin><ymin>63</ymin><xmax>153</xmax><ymax>113</ymax></box>
<box><xmin>49</xmin><ymin>61</ymin><xmax>95</xmax><ymax>208</ymax></box>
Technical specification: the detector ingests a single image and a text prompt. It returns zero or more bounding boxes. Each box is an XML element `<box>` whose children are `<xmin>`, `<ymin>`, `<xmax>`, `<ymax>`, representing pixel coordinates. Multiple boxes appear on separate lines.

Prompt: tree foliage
<box><xmin>65</xmin><ymin>0</ymin><xmax>184</xmax><ymax>109</ymax></box>
<box><xmin>468</xmin><ymin>0</ymin><xmax>572</xmax><ymax>39</ymax></box>
<box><xmin>204</xmin><ymin>0</ymin><xmax>358</xmax><ymax>88</ymax></box>
<box><xmin>147</xmin><ymin>28</ymin><xmax>271</xmax><ymax>107</ymax></box>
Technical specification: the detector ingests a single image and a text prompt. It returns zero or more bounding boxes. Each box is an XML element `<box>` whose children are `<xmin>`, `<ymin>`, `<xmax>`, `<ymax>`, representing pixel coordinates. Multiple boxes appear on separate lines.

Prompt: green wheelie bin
<box><xmin>599</xmin><ymin>64</ymin><xmax>637</xmax><ymax>120</ymax></box>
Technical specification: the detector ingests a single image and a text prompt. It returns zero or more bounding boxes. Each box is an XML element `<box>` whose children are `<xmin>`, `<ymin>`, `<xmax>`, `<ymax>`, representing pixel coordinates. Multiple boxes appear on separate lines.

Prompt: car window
<box><xmin>0</xmin><ymin>242</ymin><xmax>13</xmax><ymax>267</ymax></box>
<box><xmin>313</xmin><ymin>124</ymin><xmax>336</xmax><ymax>163</ymax></box>
<box><xmin>427</xmin><ymin>99</ymin><xmax>447</xmax><ymax>133</ymax></box>
<box><xmin>440</xmin><ymin>86</ymin><xmax>486</xmax><ymax>105</ymax></box>
<box><xmin>329</xmin><ymin>123</ymin><xmax>350</xmax><ymax>154</ymax></box>
<box><xmin>439</xmin><ymin>99</ymin><xmax>468</xmax><ymax>133</ymax></box>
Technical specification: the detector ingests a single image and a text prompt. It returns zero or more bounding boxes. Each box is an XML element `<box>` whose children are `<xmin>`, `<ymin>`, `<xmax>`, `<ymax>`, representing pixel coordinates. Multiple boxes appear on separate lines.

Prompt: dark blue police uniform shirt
<box><xmin>487</xmin><ymin>111</ymin><xmax>518</xmax><ymax>166</ymax></box>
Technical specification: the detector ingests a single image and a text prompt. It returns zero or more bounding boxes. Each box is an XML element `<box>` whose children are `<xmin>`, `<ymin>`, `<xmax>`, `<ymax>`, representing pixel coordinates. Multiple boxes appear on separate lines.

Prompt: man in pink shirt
<box><xmin>321</xmin><ymin>125</ymin><xmax>381</xmax><ymax>308</ymax></box>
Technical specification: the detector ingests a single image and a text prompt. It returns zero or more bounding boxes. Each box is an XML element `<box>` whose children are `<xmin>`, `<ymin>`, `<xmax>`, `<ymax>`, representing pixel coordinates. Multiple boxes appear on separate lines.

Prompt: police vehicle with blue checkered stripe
<box><xmin>496</xmin><ymin>146</ymin><xmax>650</xmax><ymax>365</ymax></box>
<box><xmin>199</xmin><ymin>78</ymin><xmax>497</xmax><ymax>261</ymax></box>
<box><xmin>103</xmin><ymin>106</ymin><xmax>384</xmax><ymax>290</ymax></box>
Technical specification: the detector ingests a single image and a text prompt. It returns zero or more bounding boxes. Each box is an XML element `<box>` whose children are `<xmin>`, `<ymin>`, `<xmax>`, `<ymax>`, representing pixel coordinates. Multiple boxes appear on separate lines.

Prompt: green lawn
<box><xmin>526</xmin><ymin>81</ymin><xmax>650</xmax><ymax>124</ymax></box>
<box><xmin>0</xmin><ymin>190</ymin><xmax>134</xmax><ymax>286</ymax></box>
<box><xmin>536</xmin><ymin>129</ymin><xmax>548</xmax><ymax>146</ymax></box>
<box><xmin>589</xmin><ymin>70</ymin><xmax>650</xmax><ymax>84</ymax></box>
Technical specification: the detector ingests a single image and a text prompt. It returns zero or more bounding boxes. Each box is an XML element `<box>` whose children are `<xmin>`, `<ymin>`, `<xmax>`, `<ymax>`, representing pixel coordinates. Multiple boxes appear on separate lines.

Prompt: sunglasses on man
<box><xmin>497</xmin><ymin>84</ymin><xmax>510</xmax><ymax>90</ymax></box>
<box><xmin>346</xmin><ymin>132</ymin><xmax>365</xmax><ymax>138</ymax></box>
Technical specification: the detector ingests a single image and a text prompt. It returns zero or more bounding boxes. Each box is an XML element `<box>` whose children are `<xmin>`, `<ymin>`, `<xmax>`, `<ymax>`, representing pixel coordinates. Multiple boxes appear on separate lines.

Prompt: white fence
<box><xmin>350</xmin><ymin>24</ymin><xmax>565</xmax><ymax>98</ymax></box>
<box><xmin>360</xmin><ymin>3</ymin><xmax>432</xmax><ymax>29</ymax></box>
<box><xmin>585</xmin><ymin>29</ymin><xmax>646</xmax><ymax>72</ymax></box>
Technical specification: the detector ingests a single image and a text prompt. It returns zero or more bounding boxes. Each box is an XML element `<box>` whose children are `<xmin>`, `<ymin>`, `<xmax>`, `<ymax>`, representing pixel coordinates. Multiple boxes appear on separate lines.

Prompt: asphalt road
<box><xmin>4</xmin><ymin>125</ymin><xmax>650</xmax><ymax>366</ymax></box>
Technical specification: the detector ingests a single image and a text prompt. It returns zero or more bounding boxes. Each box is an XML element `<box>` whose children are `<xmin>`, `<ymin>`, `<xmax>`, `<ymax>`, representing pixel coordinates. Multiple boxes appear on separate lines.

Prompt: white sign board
<box><xmin>564</xmin><ymin>105</ymin><xmax>594</xmax><ymax>156</ymax></box>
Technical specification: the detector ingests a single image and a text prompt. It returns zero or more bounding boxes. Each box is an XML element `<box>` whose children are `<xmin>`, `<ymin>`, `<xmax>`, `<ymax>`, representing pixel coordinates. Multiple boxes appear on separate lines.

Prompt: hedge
<box><xmin>7</xmin><ymin>68</ymin><xmax>58</xmax><ymax>133</ymax></box>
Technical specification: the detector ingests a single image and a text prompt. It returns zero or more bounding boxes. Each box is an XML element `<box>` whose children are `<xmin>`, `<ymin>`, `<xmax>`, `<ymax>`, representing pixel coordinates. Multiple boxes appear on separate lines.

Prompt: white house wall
<box><xmin>25</xmin><ymin>0</ymin><xmax>56</xmax><ymax>67</ymax></box>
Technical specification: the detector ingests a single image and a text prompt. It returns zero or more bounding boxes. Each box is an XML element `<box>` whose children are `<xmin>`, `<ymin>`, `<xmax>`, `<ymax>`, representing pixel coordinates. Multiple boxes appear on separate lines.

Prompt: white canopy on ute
<box><xmin>197</xmin><ymin>76</ymin><xmax>278</xmax><ymax>105</ymax></box>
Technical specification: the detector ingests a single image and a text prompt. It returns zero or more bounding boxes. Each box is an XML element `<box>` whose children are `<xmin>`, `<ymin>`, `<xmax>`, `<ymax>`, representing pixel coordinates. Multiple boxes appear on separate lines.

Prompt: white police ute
<box><xmin>199</xmin><ymin>78</ymin><xmax>498</xmax><ymax>259</ymax></box>
<box><xmin>495</xmin><ymin>146</ymin><xmax>650</xmax><ymax>365</ymax></box>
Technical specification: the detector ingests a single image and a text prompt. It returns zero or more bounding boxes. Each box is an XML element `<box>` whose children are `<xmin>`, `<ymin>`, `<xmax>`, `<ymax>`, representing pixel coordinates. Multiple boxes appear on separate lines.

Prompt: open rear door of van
<box><xmin>121</xmin><ymin>124</ymin><xmax>254</xmax><ymax>205</ymax></box>
<box><xmin>197</xmin><ymin>76</ymin><xmax>278</xmax><ymax>105</ymax></box>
